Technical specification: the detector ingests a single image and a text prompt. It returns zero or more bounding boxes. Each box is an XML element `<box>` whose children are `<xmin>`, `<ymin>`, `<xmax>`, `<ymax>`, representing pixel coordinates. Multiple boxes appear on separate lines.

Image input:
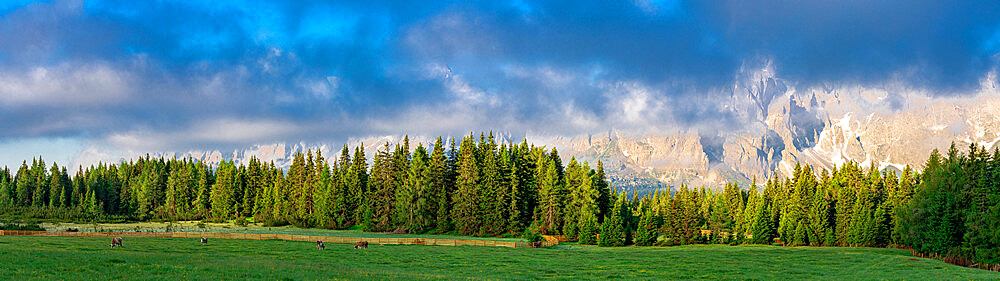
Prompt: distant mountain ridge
<box><xmin>120</xmin><ymin>68</ymin><xmax>1000</xmax><ymax>193</ymax></box>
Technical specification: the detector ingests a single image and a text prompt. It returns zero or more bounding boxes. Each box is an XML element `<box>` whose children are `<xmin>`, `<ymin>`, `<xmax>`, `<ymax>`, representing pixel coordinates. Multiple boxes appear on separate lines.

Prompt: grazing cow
<box><xmin>201</xmin><ymin>237</ymin><xmax>208</xmax><ymax>245</ymax></box>
<box><xmin>530</xmin><ymin>241</ymin><xmax>544</xmax><ymax>248</ymax></box>
<box><xmin>354</xmin><ymin>241</ymin><xmax>368</xmax><ymax>249</ymax></box>
<box><xmin>317</xmin><ymin>240</ymin><xmax>325</xmax><ymax>250</ymax></box>
<box><xmin>110</xmin><ymin>237</ymin><xmax>123</xmax><ymax>248</ymax></box>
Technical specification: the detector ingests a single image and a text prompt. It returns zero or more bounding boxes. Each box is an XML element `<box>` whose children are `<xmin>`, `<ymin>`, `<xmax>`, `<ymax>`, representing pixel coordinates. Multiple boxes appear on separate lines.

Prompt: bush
<box><xmin>234</xmin><ymin>217</ymin><xmax>249</xmax><ymax>227</ymax></box>
<box><xmin>521</xmin><ymin>223</ymin><xmax>544</xmax><ymax>243</ymax></box>
<box><xmin>0</xmin><ymin>222</ymin><xmax>45</xmax><ymax>231</ymax></box>
<box><xmin>261</xmin><ymin>218</ymin><xmax>290</xmax><ymax>227</ymax></box>
<box><xmin>201</xmin><ymin>217</ymin><xmax>226</xmax><ymax>223</ymax></box>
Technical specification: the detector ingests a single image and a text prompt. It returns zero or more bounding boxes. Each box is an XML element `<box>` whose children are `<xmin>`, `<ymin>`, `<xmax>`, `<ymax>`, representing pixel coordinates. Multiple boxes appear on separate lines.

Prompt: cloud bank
<box><xmin>0</xmin><ymin>0</ymin><xmax>998</xmax><ymax>166</ymax></box>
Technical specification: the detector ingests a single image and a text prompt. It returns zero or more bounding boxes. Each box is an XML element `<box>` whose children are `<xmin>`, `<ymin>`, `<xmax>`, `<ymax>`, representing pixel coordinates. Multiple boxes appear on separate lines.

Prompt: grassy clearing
<box><xmin>38</xmin><ymin>221</ymin><xmax>524</xmax><ymax>242</ymax></box>
<box><xmin>1</xmin><ymin>236</ymin><xmax>997</xmax><ymax>280</ymax></box>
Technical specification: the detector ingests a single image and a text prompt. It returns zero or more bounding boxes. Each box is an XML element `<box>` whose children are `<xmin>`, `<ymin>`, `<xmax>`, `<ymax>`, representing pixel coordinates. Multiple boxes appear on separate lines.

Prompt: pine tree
<box><xmin>389</xmin><ymin>139</ymin><xmax>412</xmax><ymax>230</ymax></box>
<box><xmin>284</xmin><ymin>152</ymin><xmax>307</xmax><ymax>225</ymax></box>
<box><xmin>452</xmin><ymin>135</ymin><xmax>480</xmax><ymax>235</ymax></box>
<box><xmin>535</xmin><ymin>155</ymin><xmax>565</xmax><ymax>234</ymax></box>
<box><xmin>476</xmin><ymin>133</ymin><xmax>510</xmax><ymax>236</ymax></box>
<box><xmin>891</xmin><ymin>166</ymin><xmax>916</xmax><ymax>244</ymax></box>
<box><xmin>577</xmin><ymin>211</ymin><xmax>599</xmax><ymax>245</ymax></box>
<box><xmin>429</xmin><ymin>137</ymin><xmax>451</xmax><ymax>232</ymax></box>
<box><xmin>194</xmin><ymin>165</ymin><xmax>212</xmax><ymax>218</ymax></box>
<box><xmin>165</xmin><ymin>167</ymin><xmax>182</xmax><ymax>217</ymax></box>
<box><xmin>395</xmin><ymin>144</ymin><xmax>432</xmax><ymax>233</ymax></box>
<box><xmin>0</xmin><ymin>171</ymin><xmax>12</xmax><ymax>208</ymax></box>
<box><xmin>348</xmin><ymin>145</ymin><xmax>369</xmax><ymax>225</ymax></box>
<box><xmin>598</xmin><ymin>194</ymin><xmax>627</xmax><ymax>247</ymax></box>
<box><xmin>634</xmin><ymin>200</ymin><xmax>659</xmax><ymax>246</ymax></box>
<box><xmin>366</xmin><ymin>143</ymin><xmax>396</xmax><ymax>232</ymax></box>
<box><xmin>594</xmin><ymin>161</ymin><xmax>611</xmax><ymax>221</ymax></box>
<box><xmin>562</xmin><ymin>157</ymin><xmax>593</xmax><ymax>240</ymax></box>
<box><xmin>314</xmin><ymin>152</ymin><xmax>337</xmax><ymax>229</ymax></box>
<box><xmin>210</xmin><ymin>160</ymin><xmax>238</xmax><ymax>219</ymax></box>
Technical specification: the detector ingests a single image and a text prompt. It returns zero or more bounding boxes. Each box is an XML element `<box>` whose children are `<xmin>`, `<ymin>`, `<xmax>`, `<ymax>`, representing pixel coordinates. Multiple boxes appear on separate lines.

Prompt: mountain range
<box><xmin>86</xmin><ymin>66</ymin><xmax>1000</xmax><ymax>193</ymax></box>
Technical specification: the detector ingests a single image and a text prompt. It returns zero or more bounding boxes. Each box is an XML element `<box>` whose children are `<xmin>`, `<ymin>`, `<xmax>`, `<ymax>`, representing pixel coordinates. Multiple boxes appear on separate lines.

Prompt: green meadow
<box><xmin>1</xmin><ymin>235</ymin><xmax>996</xmax><ymax>280</ymax></box>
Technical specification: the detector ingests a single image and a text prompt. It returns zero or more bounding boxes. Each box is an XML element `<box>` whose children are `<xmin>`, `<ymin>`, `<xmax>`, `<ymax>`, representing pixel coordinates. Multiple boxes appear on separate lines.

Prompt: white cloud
<box><xmin>106</xmin><ymin>118</ymin><xmax>306</xmax><ymax>152</ymax></box>
<box><xmin>0</xmin><ymin>62</ymin><xmax>132</xmax><ymax>106</ymax></box>
<box><xmin>423</xmin><ymin>63</ymin><xmax>500</xmax><ymax>106</ymax></box>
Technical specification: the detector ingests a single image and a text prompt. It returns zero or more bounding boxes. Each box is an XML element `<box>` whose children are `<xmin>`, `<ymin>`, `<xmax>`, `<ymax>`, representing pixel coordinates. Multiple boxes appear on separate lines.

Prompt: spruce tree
<box><xmin>367</xmin><ymin>143</ymin><xmax>396</xmax><ymax>232</ymax></box>
<box><xmin>194</xmin><ymin>165</ymin><xmax>212</xmax><ymax>218</ymax></box>
<box><xmin>210</xmin><ymin>160</ymin><xmax>238</xmax><ymax>219</ymax></box>
<box><xmin>349</xmin><ymin>145</ymin><xmax>369</xmax><ymax>225</ymax></box>
<box><xmin>598</xmin><ymin>195</ymin><xmax>628</xmax><ymax>247</ymax></box>
<box><xmin>535</xmin><ymin>156</ymin><xmax>564</xmax><ymax>234</ymax></box>
<box><xmin>634</xmin><ymin>201</ymin><xmax>659</xmax><ymax>246</ymax></box>
<box><xmin>396</xmin><ymin>144</ymin><xmax>432</xmax><ymax>233</ymax></box>
<box><xmin>452</xmin><ymin>135</ymin><xmax>480</xmax><ymax>235</ymax></box>
<box><xmin>577</xmin><ymin>211</ymin><xmax>599</xmax><ymax>245</ymax></box>
<box><xmin>429</xmin><ymin>137</ymin><xmax>451</xmax><ymax>231</ymax></box>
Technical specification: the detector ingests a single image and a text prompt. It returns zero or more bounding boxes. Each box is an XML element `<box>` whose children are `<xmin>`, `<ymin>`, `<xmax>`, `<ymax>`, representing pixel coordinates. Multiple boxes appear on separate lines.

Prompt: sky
<box><xmin>0</xmin><ymin>0</ymin><xmax>999</xmax><ymax>169</ymax></box>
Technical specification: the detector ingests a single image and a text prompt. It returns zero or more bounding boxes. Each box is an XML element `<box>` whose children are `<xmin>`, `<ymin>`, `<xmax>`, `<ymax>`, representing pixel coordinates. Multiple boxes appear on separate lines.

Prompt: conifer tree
<box><xmin>478</xmin><ymin>132</ymin><xmax>508</xmax><ymax>235</ymax></box>
<box><xmin>367</xmin><ymin>143</ymin><xmax>396</xmax><ymax>232</ymax></box>
<box><xmin>395</xmin><ymin>144</ymin><xmax>432</xmax><ymax>233</ymax></box>
<box><xmin>598</xmin><ymin>193</ymin><xmax>628</xmax><ymax>247</ymax></box>
<box><xmin>210</xmin><ymin>160</ymin><xmax>238</xmax><ymax>219</ymax></box>
<box><xmin>0</xmin><ymin>173</ymin><xmax>12</xmax><ymax>208</ymax></box>
<box><xmin>314</xmin><ymin>153</ymin><xmax>337</xmax><ymax>229</ymax></box>
<box><xmin>634</xmin><ymin>200</ymin><xmax>659</xmax><ymax>246</ymax></box>
<box><xmin>452</xmin><ymin>135</ymin><xmax>480</xmax><ymax>235</ymax></box>
<box><xmin>194</xmin><ymin>165</ymin><xmax>212</xmax><ymax>217</ymax></box>
<box><xmin>349</xmin><ymin>145</ymin><xmax>368</xmax><ymax>224</ymax></box>
<box><xmin>535</xmin><ymin>155</ymin><xmax>565</xmax><ymax>234</ymax></box>
<box><xmin>577</xmin><ymin>211</ymin><xmax>599</xmax><ymax>245</ymax></box>
<box><xmin>429</xmin><ymin>137</ymin><xmax>451</xmax><ymax>231</ymax></box>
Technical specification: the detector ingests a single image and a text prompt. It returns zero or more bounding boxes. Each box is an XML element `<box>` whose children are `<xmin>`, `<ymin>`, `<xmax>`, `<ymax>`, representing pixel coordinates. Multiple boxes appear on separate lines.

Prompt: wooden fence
<box><xmin>0</xmin><ymin>230</ymin><xmax>556</xmax><ymax>248</ymax></box>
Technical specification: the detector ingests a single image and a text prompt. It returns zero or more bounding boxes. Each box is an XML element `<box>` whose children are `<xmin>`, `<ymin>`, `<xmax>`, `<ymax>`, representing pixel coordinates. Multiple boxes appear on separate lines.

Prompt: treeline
<box><xmin>897</xmin><ymin>144</ymin><xmax>1000</xmax><ymax>267</ymax></box>
<box><xmin>590</xmin><ymin>142</ymin><xmax>999</xmax><ymax>269</ymax></box>
<box><xmin>1</xmin><ymin>133</ymin><xmax>996</xmax><ymax>266</ymax></box>
<box><xmin>0</xmin><ymin>133</ymin><xmax>615</xmax><ymax>237</ymax></box>
<box><xmin>589</xmin><ymin>159</ymin><xmax>918</xmax><ymax>247</ymax></box>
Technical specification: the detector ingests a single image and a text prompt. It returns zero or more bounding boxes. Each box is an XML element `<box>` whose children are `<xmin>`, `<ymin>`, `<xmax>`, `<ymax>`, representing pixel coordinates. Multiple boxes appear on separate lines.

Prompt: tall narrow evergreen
<box><xmin>452</xmin><ymin>135</ymin><xmax>480</xmax><ymax>235</ymax></box>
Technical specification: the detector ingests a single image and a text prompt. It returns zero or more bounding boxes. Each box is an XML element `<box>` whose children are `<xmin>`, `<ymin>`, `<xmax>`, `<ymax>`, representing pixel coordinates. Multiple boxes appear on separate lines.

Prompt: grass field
<box><xmin>38</xmin><ymin>221</ymin><xmax>525</xmax><ymax>242</ymax></box>
<box><xmin>1</xmin><ymin>235</ymin><xmax>997</xmax><ymax>280</ymax></box>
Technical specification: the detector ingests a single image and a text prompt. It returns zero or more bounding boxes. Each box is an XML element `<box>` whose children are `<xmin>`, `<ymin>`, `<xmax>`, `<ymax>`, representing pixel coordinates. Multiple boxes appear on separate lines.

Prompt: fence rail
<box><xmin>0</xmin><ymin>230</ymin><xmax>555</xmax><ymax>248</ymax></box>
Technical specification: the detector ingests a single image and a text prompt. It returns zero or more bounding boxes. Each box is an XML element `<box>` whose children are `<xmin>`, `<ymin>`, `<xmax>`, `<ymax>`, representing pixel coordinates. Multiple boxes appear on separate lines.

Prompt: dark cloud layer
<box><xmin>0</xmin><ymin>0</ymin><xmax>997</xmax><ymax>152</ymax></box>
<box><xmin>693</xmin><ymin>1</ymin><xmax>1000</xmax><ymax>92</ymax></box>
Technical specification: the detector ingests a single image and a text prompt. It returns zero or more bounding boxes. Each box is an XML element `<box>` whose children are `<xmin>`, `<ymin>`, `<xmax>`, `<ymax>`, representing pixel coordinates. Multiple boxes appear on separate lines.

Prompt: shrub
<box><xmin>521</xmin><ymin>223</ymin><xmax>544</xmax><ymax>243</ymax></box>
<box><xmin>0</xmin><ymin>222</ymin><xmax>45</xmax><ymax>231</ymax></box>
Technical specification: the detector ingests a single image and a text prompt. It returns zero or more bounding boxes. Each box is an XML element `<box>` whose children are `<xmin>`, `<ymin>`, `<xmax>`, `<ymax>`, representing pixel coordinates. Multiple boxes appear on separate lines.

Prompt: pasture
<box><xmin>38</xmin><ymin>221</ymin><xmax>524</xmax><ymax>242</ymax></box>
<box><xmin>1</xmin><ymin>235</ymin><xmax>997</xmax><ymax>280</ymax></box>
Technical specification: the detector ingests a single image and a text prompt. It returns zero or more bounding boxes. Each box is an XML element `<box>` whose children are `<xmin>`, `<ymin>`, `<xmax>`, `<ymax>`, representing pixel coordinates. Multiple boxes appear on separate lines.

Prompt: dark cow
<box><xmin>354</xmin><ymin>241</ymin><xmax>368</xmax><ymax>249</ymax></box>
<box><xmin>317</xmin><ymin>240</ymin><xmax>325</xmax><ymax>250</ymax></box>
<box><xmin>530</xmin><ymin>241</ymin><xmax>544</xmax><ymax>248</ymax></box>
<box><xmin>110</xmin><ymin>237</ymin><xmax>123</xmax><ymax>248</ymax></box>
<box><xmin>201</xmin><ymin>237</ymin><xmax>208</xmax><ymax>245</ymax></box>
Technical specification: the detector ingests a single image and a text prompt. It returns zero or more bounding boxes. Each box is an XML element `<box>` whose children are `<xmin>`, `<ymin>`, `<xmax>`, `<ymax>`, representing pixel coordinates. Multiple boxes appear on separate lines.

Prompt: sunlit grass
<box><xmin>0</xmin><ymin>236</ymin><xmax>996</xmax><ymax>280</ymax></box>
<box><xmin>39</xmin><ymin>221</ymin><xmax>524</xmax><ymax>242</ymax></box>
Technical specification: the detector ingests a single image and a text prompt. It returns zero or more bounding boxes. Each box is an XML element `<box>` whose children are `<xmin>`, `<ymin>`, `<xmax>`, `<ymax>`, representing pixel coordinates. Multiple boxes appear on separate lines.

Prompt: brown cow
<box><xmin>354</xmin><ymin>241</ymin><xmax>368</xmax><ymax>249</ymax></box>
<box><xmin>110</xmin><ymin>237</ymin><xmax>123</xmax><ymax>248</ymax></box>
<box><xmin>201</xmin><ymin>237</ymin><xmax>208</xmax><ymax>245</ymax></box>
<box><xmin>316</xmin><ymin>240</ymin><xmax>325</xmax><ymax>250</ymax></box>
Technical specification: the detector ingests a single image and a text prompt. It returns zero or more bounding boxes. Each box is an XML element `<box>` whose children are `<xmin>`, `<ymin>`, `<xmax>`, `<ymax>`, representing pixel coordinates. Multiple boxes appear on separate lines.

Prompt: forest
<box><xmin>0</xmin><ymin>132</ymin><xmax>997</xmax><ymax>268</ymax></box>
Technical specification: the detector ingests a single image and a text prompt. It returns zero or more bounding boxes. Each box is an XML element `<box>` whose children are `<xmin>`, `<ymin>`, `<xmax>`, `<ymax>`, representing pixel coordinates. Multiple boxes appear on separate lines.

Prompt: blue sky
<box><xmin>0</xmin><ymin>0</ymin><xmax>998</xmax><ymax>168</ymax></box>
